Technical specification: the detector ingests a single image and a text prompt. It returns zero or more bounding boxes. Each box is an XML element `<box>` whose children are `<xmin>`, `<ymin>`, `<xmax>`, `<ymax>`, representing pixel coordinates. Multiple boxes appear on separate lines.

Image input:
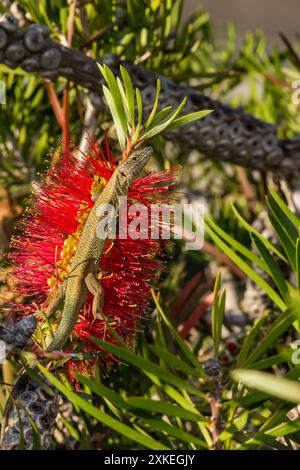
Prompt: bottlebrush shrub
<box><xmin>7</xmin><ymin>137</ymin><xmax>177</xmax><ymax>376</ymax></box>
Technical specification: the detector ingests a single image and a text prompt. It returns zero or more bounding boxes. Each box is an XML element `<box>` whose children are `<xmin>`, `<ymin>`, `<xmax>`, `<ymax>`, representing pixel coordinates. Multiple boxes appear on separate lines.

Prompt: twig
<box><xmin>209</xmin><ymin>384</ymin><xmax>223</xmax><ymax>449</ymax></box>
<box><xmin>203</xmin><ymin>241</ymin><xmax>246</xmax><ymax>280</ymax></box>
<box><xmin>236</xmin><ymin>166</ymin><xmax>256</xmax><ymax>212</ymax></box>
<box><xmin>44</xmin><ymin>81</ymin><xmax>64</xmax><ymax>129</ymax></box>
<box><xmin>262</xmin><ymin>71</ymin><xmax>292</xmax><ymax>91</ymax></box>
<box><xmin>62</xmin><ymin>86</ymin><xmax>70</xmax><ymax>153</ymax></box>
<box><xmin>172</xmin><ymin>272</ymin><xmax>202</xmax><ymax>318</ymax></box>
<box><xmin>80</xmin><ymin>14</ymin><xmax>126</xmax><ymax>49</ymax></box>
<box><xmin>180</xmin><ymin>291</ymin><xmax>214</xmax><ymax>339</ymax></box>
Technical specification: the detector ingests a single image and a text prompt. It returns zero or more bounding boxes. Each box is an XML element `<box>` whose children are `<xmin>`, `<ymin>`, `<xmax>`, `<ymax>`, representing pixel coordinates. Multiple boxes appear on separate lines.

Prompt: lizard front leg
<box><xmin>85</xmin><ymin>271</ymin><xmax>105</xmax><ymax>320</ymax></box>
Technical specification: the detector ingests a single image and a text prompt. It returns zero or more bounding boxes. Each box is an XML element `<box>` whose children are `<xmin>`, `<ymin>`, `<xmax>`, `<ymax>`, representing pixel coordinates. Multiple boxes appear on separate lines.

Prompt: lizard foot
<box><xmin>44</xmin><ymin>284</ymin><xmax>65</xmax><ymax>318</ymax></box>
<box><xmin>85</xmin><ymin>272</ymin><xmax>105</xmax><ymax>320</ymax></box>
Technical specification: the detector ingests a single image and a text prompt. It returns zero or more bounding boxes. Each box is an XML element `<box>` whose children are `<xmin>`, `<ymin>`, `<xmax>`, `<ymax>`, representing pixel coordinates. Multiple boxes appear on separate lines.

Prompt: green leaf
<box><xmin>148</xmin><ymin>344</ymin><xmax>203</xmax><ymax>378</ymax></box>
<box><xmin>253</xmin><ymin>414</ymin><xmax>300</xmax><ymax>439</ymax></box>
<box><xmin>205</xmin><ymin>220</ymin><xmax>286</xmax><ymax>310</ymax></box>
<box><xmin>99</xmin><ymin>64</ymin><xmax>128</xmax><ymax>149</ymax></box>
<box><xmin>268</xmin><ymin>189</ymin><xmax>300</xmax><ymax>229</ymax></box>
<box><xmin>212</xmin><ymin>273</ymin><xmax>225</xmax><ymax>357</ymax></box>
<box><xmin>251</xmin><ymin>233</ymin><xmax>290</xmax><ymax>301</ymax></box>
<box><xmin>231</xmin><ymin>369</ymin><xmax>300</xmax><ymax>403</ymax></box>
<box><xmin>259</xmin><ymin>419</ymin><xmax>300</xmax><ymax>438</ymax></box>
<box><xmin>117</xmin><ymin>77</ymin><xmax>133</xmax><ymax>128</ymax></box>
<box><xmin>149</xmin><ymin>106</ymin><xmax>173</xmax><ymax>128</ymax></box>
<box><xmin>206</xmin><ymin>216</ymin><xmax>270</xmax><ymax>274</ymax></box>
<box><xmin>120</xmin><ymin>65</ymin><xmax>135</xmax><ymax>126</ymax></box>
<box><xmin>296</xmin><ymin>238</ymin><xmax>300</xmax><ymax>290</ymax></box>
<box><xmin>38</xmin><ymin>365</ymin><xmax>168</xmax><ymax>450</ymax></box>
<box><xmin>231</xmin><ymin>204</ymin><xmax>288</xmax><ymax>263</ymax></box>
<box><xmin>267</xmin><ymin>195</ymin><xmax>297</xmax><ymax>244</ymax></box>
<box><xmin>152</xmin><ymin>290</ymin><xmax>204</xmax><ymax>373</ymax></box>
<box><xmin>136</xmin><ymin>88</ymin><xmax>143</xmax><ymax>129</ymax></box>
<box><xmin>237</xmin><ymin>313</ymin><xmax>269</xmax><ymax>367</ymax></box>
<box><xmin>166</xmin><ymin>110</ymin><xmax>212</xmax><ymax>131</ymax></box>
<box><xmin>145</xmin><ymin>79</ymin><xmax>161</xmax><ymax>129</ymax></box>
<box><xmin>268</xmin><ymin>212</ymin><xmax>296</xmax><ymax>271</ymax></box>
<box><xmin>126</xmin><ymin>397</ymin><xmax>202</xmax><ymax>422</ymax></box>
<box><xmin>89</xmin><ymin>338</ymin><xmax>207</xmax><ymax>399</ymax></box>
<box><xmin>246</xmin><ymin>306</ymin><xmax>296</xmax><ymax>365</ymax></box>
<box><xmin>102</xmin><ymin>85</ymin><xmax>127</xmax><ymax>149</ymax></box>
<box><xmin>142</xmin><ymin>98</ymin><xmax>187</xmax><ymax>139</ymax></box>
<box><xmin>229</xmin><ymin>365</ymin><xmax>300</xmax><ymax>408</ymax></box>
<box><xmin>75</xmin><ymin>374</ymin><xmax>129</xmax><ymax>410</ymax></box>
<box><xmin>249</xmin><ymin>353</ymin><xmax>288</xmax><ymax>370</ymax></box>
<box><xmin>135</xmin><ymin>415</ymin><xmax>206</xmax><ymax>448</ymax></box>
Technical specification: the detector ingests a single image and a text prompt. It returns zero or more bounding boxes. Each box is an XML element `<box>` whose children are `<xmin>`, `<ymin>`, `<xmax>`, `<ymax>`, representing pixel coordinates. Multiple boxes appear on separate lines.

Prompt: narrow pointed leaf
<box><xmin>148</xmin><ymin>344</ymin><xmax>202</xmax><ymax>378</ymax></box>
<box><xmin>166</xmin><ymin>110</ymin><xmax>212</xmax><ymax>131</ymax></box>
<box><xmin>206</xmin><ymin>216</ymin><xmax>270</xmax><ymax>274</ymax></box>
<box><xmin>269</xmin><ymin>189</ymin><xmax>300</xmax><ymax>229</ymax></box>
<box><xmin>38</xmin><ymin>365</ymin><xmax>168</xmax><ymax>450</ymax></box>
<box><xmin>267</xmin><ymin>195</ymin><xmax>297</xmax><ymax>245</ymax></box>
<box><xmin>231</xmin><ymin>204</ymin><xmax>287</xmax><ymax>263</ymax></box>
<box><xmin>120</xmin><ymin>65</ymin><xmax>135</xmax><ymax>126</ymax></box>
<box><xmin>232</xmin><ymin>369</ymin><xmax>300</xmax><ymax>403</ymax></box>
<box><xmin>102</xmin><ymin>86</ymin><xmax>127</xmax><ymax>149</ymax></box>
<box><xmin>89</xmin><ymin>338</ymin><xmax>207</xmax><ymax>399</ymax></box>
<box><xmin>251</xmin><ymin>233</ymin><xmax>290</xmax><ymax>301</ymax></box>
<box><xmin>205</xmin><ymin>221</ymin><xmax>286</xmax><ymax>310</ymax></box>
<box><xmin>296</xmin><ymin>238</ymin><xmax>300</xmax><ymax>290</ymax></box>
<box><xmin>142</xmin><ymin>98</ymin><xmax>187</xmax><ymax>139</ymax></box>
<box><xmin>126</xmin><ymin>397</ymin><xmax>202</xmax><ymax>422</ymax></box>
<box><xmin>145</xmin><ymin>79</ymin><xmax>161</xmax><ymax>128</ymax></box>
<box><xmin>212</xmin><ymin>273</ymin><xmax>226</xmax><ymax>356</ymax></box>
<box><xmin>152</xmin><ymin>289</ymin><xmax>204</xmax><ymax>373</ymax></box>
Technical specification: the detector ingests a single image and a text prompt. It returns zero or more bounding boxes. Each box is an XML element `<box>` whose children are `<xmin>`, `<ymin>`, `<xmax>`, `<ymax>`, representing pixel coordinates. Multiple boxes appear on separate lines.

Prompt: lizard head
<box><xmin>117</xmin><ymin>146</ymin><xmax>153</xmax><ymax>185</ymax></box>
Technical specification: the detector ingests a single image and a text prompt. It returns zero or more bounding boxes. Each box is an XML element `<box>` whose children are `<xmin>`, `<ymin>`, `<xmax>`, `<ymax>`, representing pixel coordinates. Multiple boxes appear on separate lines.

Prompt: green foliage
<box><xmin>1</xmin><ymin>0</ymin><xmax>300</xmax><ymax>452</ymax></box>
<box><xmin>99</xmin><ymin>63</ymin><xmax>211</xmax><ymax>150</ymax></box>
<box><xmin>231</xmin><ymin>370</ymin><xmax>300</xmax><ymax>404</ymax></box>
<box><xmin>211</xmin><ymin>273</ymin><xmax>226</xmax><ymax>357</ymax></box>
<box><xmin>35</xmin><ymin>192</ymin><xmax>300</xmax><ymax>449</ymax></box>
<box><xmin>39</xmin><ymin>297</ymin><xmax>211</xmax><ymax>450</ymax></box>
<box><xmin>207</xmin><ymin>192</ymin><xmax>300</xmax><ymax>313</ymax></box>
<box><xmin>36</xmin><ymin>274</ymin><xmax>300</xmax><ymax>449</ymax></box>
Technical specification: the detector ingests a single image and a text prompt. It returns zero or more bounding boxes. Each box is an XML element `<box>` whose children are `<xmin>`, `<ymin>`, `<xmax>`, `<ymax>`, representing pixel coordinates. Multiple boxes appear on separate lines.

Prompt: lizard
<box><xmin>0</xmin><ymin>146</ymin><xmax>153</xmax><ymax>446</ymax></box>
<box><xmin>44</xmin><ymin>145</ymin><xmax>153</xmax><ymax>353</ymax></box>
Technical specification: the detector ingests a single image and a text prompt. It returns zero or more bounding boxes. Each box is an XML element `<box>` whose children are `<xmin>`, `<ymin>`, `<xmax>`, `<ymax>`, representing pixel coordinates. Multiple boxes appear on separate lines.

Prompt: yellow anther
<box><xmin>47</xmin><ymin>277</ymin><xmax>56</xmax><ymax>287</ymax></box>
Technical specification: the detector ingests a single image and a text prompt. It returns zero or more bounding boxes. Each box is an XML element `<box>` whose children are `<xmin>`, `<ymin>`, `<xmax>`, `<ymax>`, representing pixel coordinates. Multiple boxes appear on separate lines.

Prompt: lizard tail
<box><xmin>46</xmin><ymin>299</ymin><xmax>80</xmax><ymax>352</ymax></box>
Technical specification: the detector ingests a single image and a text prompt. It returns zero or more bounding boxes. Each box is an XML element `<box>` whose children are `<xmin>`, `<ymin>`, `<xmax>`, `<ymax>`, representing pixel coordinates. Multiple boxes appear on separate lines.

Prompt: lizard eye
<box><xmin>132</xmin><ymin>156</ymin><xmax>137</xmax><ymax>161</ymax></box>
<box><xmin>120</xmin><ymin>171</ymin><xmax>126</xmax><ymax>177</ymax></box>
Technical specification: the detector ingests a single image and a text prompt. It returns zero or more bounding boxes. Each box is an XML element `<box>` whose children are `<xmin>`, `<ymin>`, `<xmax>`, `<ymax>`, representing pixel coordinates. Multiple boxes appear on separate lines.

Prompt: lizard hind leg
<box><xmin>45</xmin><ymin>284</ymin><xmax>66</xmax><ymax>318</ymax></box>
<box><xmin>85</xmin><ymin>272</ymin><xmax>105</xmax><ymax>320</ymax></box>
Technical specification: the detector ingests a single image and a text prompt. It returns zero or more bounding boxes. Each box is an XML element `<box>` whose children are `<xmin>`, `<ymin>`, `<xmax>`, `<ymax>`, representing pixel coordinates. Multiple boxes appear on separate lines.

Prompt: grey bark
<box><xmin>0</xmin><ymin>13</ymin><xmax>300</xmax><ymax>176</ymax></box>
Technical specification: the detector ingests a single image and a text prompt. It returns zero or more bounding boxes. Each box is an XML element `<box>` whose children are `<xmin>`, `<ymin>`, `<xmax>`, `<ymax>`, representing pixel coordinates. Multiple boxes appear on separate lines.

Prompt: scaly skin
<box><xmin>46</xmin><ymin>146</ymin><xmax>153</xmax><ymax>352</ymax></box>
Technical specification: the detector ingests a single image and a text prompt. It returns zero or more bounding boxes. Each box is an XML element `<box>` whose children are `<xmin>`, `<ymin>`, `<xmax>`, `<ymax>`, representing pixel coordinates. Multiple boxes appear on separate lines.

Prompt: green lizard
<box><xmin>1</xmin><ymin>146</ymin><xmax>153</xmax><ymax>443</ymax></box>
<box><xmin>45</xmin><ymin>145</ymin><xmax>153</xmax><ymax>352</ymax></box>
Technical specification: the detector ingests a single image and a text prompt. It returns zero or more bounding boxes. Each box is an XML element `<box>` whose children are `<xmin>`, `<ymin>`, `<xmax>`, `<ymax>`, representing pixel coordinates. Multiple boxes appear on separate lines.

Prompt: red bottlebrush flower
<box><xmin>7</xmin><ymin>137</ymin><xmax>177</xmax><ymax>376</ymax></box>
